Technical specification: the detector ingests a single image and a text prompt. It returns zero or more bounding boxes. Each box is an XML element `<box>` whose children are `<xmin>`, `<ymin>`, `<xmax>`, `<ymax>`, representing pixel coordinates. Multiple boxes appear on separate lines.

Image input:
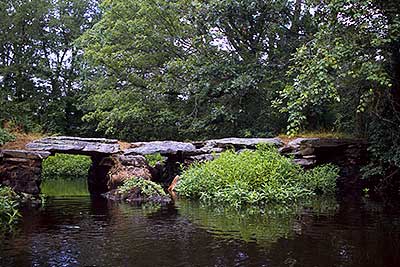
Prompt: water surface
<box><xmin>1</xmin><ymin>196</ymin><xmax>399</xmax><ymax>267</ymax></box>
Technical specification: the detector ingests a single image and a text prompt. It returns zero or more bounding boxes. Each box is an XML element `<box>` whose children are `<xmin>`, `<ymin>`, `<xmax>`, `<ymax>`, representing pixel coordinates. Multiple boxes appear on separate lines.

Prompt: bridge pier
<box><xmin>0</xmin><ymin>150</ymin><xmax>50</xmax><ymax>195</ymax></box>
<box><xmin>88</xmin><ymin>155</ymin><xmax>113</xmax><ymax>195</ymax></box>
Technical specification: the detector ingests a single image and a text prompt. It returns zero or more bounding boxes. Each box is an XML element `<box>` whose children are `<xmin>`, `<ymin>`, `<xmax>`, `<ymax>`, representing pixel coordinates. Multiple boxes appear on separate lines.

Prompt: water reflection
<box><xmin>0</xmin><ymin>196</ymin><xmax>399</xmax><ymax>267</ymax></box>
<box><xmin>176</xmin><ymin>198</ymin><xmax>338</xmax><ymax>246</ymax></box>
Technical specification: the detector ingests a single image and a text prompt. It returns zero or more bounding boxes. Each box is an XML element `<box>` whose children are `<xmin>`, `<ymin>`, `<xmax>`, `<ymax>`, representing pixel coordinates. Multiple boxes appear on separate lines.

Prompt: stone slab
<box><xmin>205</xmin><ymin>137</ymin><xmax>284</xmax><ymax>148</ymax></box>
<box><xmin>124</xmin><ymin>141</ymin><xmax>196</xmax><ymax>155</ymax></box>
<box><xmin>26</xmin><ymin>136</ymin><xmax>120</xmax><ymax>155</ymax></box>
<box><xmin>0</xmin><ymin>149</ymin><xmax>51</xmax><ymax>160</ymax></box>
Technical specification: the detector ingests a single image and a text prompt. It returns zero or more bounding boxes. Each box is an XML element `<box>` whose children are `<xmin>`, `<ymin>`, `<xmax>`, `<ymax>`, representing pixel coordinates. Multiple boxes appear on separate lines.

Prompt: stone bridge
<box><xmin>0</xmin><ymin>136</ymin><xmax>368</xmax><ymax>196</ymax></box>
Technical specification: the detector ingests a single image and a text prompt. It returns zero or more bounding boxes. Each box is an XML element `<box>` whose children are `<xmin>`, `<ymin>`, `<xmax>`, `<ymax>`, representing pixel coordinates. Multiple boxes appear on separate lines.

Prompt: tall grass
<box><xmin>176</xmin><ymin>145</ymin><xmax>339</xmax><ymax>207</ymax></box>
<box><xmin>0</xmin><ymin>186</ymin><xmax>20</xmax><ymax>229</ymax></box>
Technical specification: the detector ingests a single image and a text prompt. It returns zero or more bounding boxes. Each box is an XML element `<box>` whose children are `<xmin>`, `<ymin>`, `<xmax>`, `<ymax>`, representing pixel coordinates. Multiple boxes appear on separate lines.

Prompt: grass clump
<box><xmin>119</xmin><ymin>178</ymin><xmax>167</xmax><ymax>197</ymax></box>
<box><xmin>175</xmin><ymin>145</ymin><xmax>339</xmax><ymax>207</ymax></box>
<box><xmin>0</xmin><ymin>186</ymin><xmax>21</xmax><ymax>229</ymax></box>
<box><xmin>107</xmin><ymin>178</ymin><xmax>170</xmax><ymax>203</ymax></box>
<box><xmin>42</xmin><ymin>154</ymin><xmax>92</xmax><ymax>180</ymax></box>
<box><xmin>0</xmin><ymin>128</ymin><xmax>15</xmax><ymax>146</ymax></box>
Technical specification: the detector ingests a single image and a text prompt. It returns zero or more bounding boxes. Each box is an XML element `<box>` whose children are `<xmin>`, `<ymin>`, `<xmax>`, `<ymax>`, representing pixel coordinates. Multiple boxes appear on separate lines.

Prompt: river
<box><xmin>0</xmin><ymin>183</ymin><xmax>400</xmax><ymax>266</ymax></box>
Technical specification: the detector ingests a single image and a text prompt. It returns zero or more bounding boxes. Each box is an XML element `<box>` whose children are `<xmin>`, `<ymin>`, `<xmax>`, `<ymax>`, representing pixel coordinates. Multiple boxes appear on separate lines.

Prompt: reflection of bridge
<box><xmin>0</xmin><ymin>136</ymin><xmax>368</xmax><ymax>197</ymax></box>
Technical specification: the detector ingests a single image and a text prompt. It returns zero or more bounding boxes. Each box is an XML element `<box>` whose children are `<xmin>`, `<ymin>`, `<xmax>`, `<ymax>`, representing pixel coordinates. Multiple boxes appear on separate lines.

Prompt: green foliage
<box><xmin>145</xmin><ymin>153</ymin><xmax>164</xmax><ymax>167</ymax></box>
<box><xmin>0</xmin><ymin>128</ymin><xmax>15</xmax><ymax>146</ymax></box>
<box><xmin>276</xmin><ymin>0</ymin><xmax>398</xmax><ymax>136</ymax></box>
<box><xmin>0</xmin><ymin>186</ymin><xmax>21</xmax><ymax>229</ymax></box>
<box><xmin>176</xmin><ymin>145</ymin><xmax>339</xmax><ymax>207</ymax></box>
<box><xmin>118</xmin><ymin>178</ymin><xmax>167</xmax><ymax>198</ymax></box>
<box><xmin>0</xmin><ymin>0</ymin><xmax>100</xmax><ymax>134</ymax></box>
<box><xmin>77</xmin><ymin>0</ymin><xmax>315</xmax><ymax>140</ymax></box>
<box><xmin>42</xmin><ymin>154</ymin><xmax>92</xmax><ymax>180</ymax></box>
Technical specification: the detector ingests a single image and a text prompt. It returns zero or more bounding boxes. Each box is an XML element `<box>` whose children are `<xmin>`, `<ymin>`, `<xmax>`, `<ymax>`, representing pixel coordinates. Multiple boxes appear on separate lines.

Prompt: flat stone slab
<box><xmin>0</xmin><ymin>149</ymin><xmax>51</xmax><ymax>160</ymax></box>
<box><xmin>205</xmin><ymin>137</ymin><xmax>284</xmax><ymax>148</ymax></box>
<box><xmin>288</xmin><ymin>138</ymin><xmax>367</xmax><ymax>148</ymax></box>
<box><xmin>124</xmin><ymin>141</ymin><xmax>196</xmax><ymax>155</ymax></box>
<box><xmin>26</xmin><ymin>136</ymin><xmax>120</xmax><ymax>155</ymax></box>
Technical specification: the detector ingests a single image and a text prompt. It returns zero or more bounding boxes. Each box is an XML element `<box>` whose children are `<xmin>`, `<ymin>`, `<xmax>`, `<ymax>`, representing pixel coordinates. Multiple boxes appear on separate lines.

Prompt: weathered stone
<box><xmin>1</xmin><ymin>149</ymin><xmax>51</xmax><ymax>160</ymax></box>
<box><xmin>26</xmin><ymin>136</ymin><xmax>120</xmax><ymax>155</ymax></box>
<box><xmin>293</xmin><ymin>158</ymin><xmax>316</xmax><ymax>167</ymax></box>
<box><xmin>117</xmin><ymin>154</ymin><xmax>149</xmax><ymax>167</ymax></box>
<box><xmin>189</xmin><ymin>153</ymin><xmax>218</xmax><ymax>162</ymax></box>
<box><xmin>287</xmin><ymin>138</ymin><xmax>319</xmax><ymax>149</ymax></box>
<box><xmin>298</xmin><ymin>147</ymin><xmax>315</xmax><ymax>156</ymax></box>
<box><xmin>4</xmin><ymin>158</ymin><xmax>31</xmax><ymax>163</ymax></box>
<box><xmin>190</xmin><ymin>146</ymin><xmax>224</xmax><ymax>155</ymax></box>
<box><xmin>0</xmin><ymin>161</ymin><xmax>42</xmax><ymax>195</ymax></box>
<box><xmin>124</xmin><ymin>141</ymin><xmax>196</xmax><ymax>155</ymax></box>
<box><xmin>299</xmin><ymin>138</ymin><xmax>367</xmax><ymax>148</ymax></box>
<box><xmin>204</xmin><ymin>137</ymin><xmax>283</xmax><ymax>149</ymax></box>
<box><xmin>106</xmin><ymin>155</ymin><xmax>153</xmax><ymax>189</ymax></box>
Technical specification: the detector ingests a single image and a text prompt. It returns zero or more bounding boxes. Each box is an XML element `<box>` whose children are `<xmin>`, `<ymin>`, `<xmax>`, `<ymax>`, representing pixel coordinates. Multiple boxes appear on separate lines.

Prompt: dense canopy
<box><xmin>1</xmin><ymin>0</ymin><xmax>399</xmax><ymax>192</ymax></box>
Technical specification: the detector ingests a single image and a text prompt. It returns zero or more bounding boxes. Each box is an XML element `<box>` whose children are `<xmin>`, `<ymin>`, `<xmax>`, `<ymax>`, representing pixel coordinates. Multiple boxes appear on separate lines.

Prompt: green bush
<box><xmin>118</xmin><ymin>178</ymin><xmax>167</xmax><ymax>198</ymax></box>
<box><xmin>0</xmin><ymin>128</ymin><xmax>15</xmax><ymax>146</ymax></box>
<box><xmin>144</xmin><ymin>153</ymin><xmax>164</xmax><ymax>167</ymax></box>
<box><xmin>0</xmin><ymin>186</ymin><xmax>20</xmax><ymax>229</ymax></box>
<box><xmin>176</xmin><ymin>145</ymin><xmax>339</xmax><ymax>207</ymax></box>
<box><xmin>42</xmin><ymin>154</ymin><xmax>92</xmax><ymax>180</ymax></box>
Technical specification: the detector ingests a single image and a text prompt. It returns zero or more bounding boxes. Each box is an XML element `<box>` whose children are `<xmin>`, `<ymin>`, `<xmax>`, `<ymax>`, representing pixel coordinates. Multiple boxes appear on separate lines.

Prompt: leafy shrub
<box><xmin>118</xmin><ymin>178</ymin><xmax>167</xmax><ymax>198</ymax></box>
<box><xmin>0</xmin><ymin>186</ymin><xmax>20</xmax><ymax>229</ymax></box>
<box><xmin>105</xmin><ymin>177</ymin><xmax>170</xmax><ymax>203</ymax></box>
<box><xmin>144</xmin><ymin>153</ymin><xmax>164</xmax><ymax>167</ymax></box>
<box><xmin>0</xmin><ymin>128</ymin><xmax>15</xmax><ymax>146</ymax></box>
<box><xmin>176</xmin><ymin>145</ymin><xmax>339</xmax><ymax>207</ymax></box>
<box><xmin>42</xmin><ymin>154</ymin><xmax>92</xmax><ymax>180</ymax></box>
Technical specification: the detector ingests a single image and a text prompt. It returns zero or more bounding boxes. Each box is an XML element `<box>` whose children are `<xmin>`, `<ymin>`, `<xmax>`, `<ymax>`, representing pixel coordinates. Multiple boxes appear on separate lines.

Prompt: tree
<box><xmin>0</xmin><ymin>0</ymin><xmax>100</xmax><ymax>133</ymax></box>
<box><xmin>79</xmin><ymin>0</ymin><xmax>316</xmax><ymax>140</ymax></box>
<box><xmin>276</xmin><ymin>0</ymin><xmax>400</xmax><ymax>193</ymax></box>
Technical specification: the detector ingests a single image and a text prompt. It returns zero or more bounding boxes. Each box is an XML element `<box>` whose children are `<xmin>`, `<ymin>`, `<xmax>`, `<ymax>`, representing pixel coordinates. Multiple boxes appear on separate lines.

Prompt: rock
<box><xmin>204</xmin><ymin>137</ymin><xmax>283</xmax><ymax>149</ymax></box>
<box><xmin>300</xmin><ymin>138</ymin><xmax>367</xmax><ymax>148</ymax></box>
<box><xmin>0</xmin><ymin>149</ymin><xmax>50</xmax><ymax>195</ymax></box>
<box><xmin>299</xmin><ymin>147</ymin><xmax>315</xmax><ymax>156</ymax></box>
<box><xmin>105</xmin><ymin>155</ymin><xmax>153</xmax><ymax>189</ymax></box>
<box><xmin>1</xmin><ymin>149</ymin><xmax>51</xmax><ymax>160</ymax></box>
<box><xmin>188</xmin><ymin>153</ymin><xmax>219</xmax><ymax>162</ymax></box>
<box><xmin>287</xmin><ymin>138</ymin><xmax>319</xmax><ymax>149</ymax></box>
<box><xmin>26</xmin><ymin>136</ymin><xmax>120</xmax><ymax>155</ymax></box>
<box><xmin>168</xmin><ymin>175</ymin><xmax>180</xmax><ymax>192</ymax></box>
<box><xmin>293</xmin><ymin>158</ymin><xmax>316</xmax><ymax>167</ymax></box>
<box><xmin>124</xmin><ymin>141</ymin><xmax>196</xmax><ymax>155</ymax></box>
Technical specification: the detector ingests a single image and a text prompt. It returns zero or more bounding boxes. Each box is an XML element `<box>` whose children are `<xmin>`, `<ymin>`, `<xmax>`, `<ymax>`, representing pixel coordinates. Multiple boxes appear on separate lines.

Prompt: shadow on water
<box><xmin>1</xmin><ymin>185</ymin><xmax>400</xmax><ymax>267</ymax></box>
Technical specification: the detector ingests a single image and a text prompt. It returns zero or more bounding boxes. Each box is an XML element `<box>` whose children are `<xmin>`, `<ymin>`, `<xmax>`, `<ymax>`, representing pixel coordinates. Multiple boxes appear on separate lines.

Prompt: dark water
<box><xmin>1</xmin><ymin>196</ymin><xmax>400</xmax><ymax>267</ymax></box>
